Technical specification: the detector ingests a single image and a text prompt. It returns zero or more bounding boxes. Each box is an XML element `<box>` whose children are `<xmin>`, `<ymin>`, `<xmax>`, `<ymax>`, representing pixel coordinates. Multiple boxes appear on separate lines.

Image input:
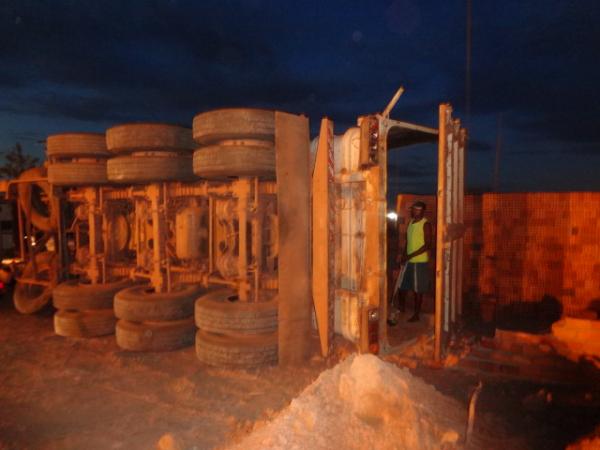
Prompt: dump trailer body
<box><xmin>7</xmin><ymin>103</ymin><xmax>465</xmax><ymax>365</ymax></box>
<box><xmin>312</xmin><ymin>113</ymin><xmax>441</xmax><ymax>355</ymax></box>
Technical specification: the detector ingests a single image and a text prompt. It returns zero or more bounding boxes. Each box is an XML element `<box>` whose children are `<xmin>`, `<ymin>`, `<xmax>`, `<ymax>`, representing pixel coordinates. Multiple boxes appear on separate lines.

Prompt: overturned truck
<box><xmin>7</xmin><ymin>99</ymin><xmax>467</xmax><ymax>368</ymax></box>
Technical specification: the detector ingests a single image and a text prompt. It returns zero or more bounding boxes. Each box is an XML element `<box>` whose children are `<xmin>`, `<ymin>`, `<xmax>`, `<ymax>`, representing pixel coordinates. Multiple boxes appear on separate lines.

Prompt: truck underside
<box><xmin>5</xmin><ymin>100</ymin><xmax>467</xmax><ymax>367</ymax></box>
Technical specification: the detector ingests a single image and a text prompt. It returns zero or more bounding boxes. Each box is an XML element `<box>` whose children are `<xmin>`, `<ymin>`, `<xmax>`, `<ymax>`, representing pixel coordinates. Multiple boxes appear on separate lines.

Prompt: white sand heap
<box><xmin>227</xmin><ymin>354</ymin><xmax>466</xmax><ymax>450</ymax></box>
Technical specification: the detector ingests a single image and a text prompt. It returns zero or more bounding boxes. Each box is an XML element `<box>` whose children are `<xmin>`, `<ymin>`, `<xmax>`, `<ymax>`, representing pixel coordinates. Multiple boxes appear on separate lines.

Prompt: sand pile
<box><xmin>566</xmin><ymin>425</ymin><xmax>600</xmax><ymax>450</ymax></box>
<box><xmin>227</xmin><ymin>354</ymin><xmax>466</xmax><ymax>450</ymax></box>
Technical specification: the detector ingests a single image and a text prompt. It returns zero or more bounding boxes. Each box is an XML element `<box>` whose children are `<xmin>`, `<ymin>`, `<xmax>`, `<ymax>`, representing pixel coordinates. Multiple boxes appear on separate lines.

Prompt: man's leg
<box><xmin>397</xmin><ymin>290</ymin><xmax>406</xmax><ymax>312</ymax></box>
<box><xmin>408</xmin><ymin>293</ymin><xmax>423</xmax><ymax>322</ymax></box>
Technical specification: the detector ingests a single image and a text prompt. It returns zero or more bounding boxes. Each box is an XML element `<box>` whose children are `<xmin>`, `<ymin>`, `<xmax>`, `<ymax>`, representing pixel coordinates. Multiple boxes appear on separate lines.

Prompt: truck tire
<box><xmin>106</xmin><ymin>123</ymin><xmax>195</xmax><ymax>153</ymax></box>
<box><xmin>193</xmin><ymin>144</ymin><xmax>275</xmax><ymax>179</ymax></box>
<box><xmin>17</xmin><ymin>167</ymin><xmax>57</xmax><ymax>232</ymax></box>
<box><xmin>114</xmin><ymin>284</ymin><xmax>204</xmax><ymax>321</ymax></box>
<box><xmin>192</xmin><ymin>108</ymin><xmax>275</xmax><ymax>145</ymax></box>
<box><xmin>53</xmin><ymin>278</ymin><xmax>134</xmax><ymax>310</ymax></box>
<box><xmin>195</xmin><ymin>289</ymin><xmax>278</xmax><ymax>334</ymax></box>
<box><xmin>46</xmin><ymin>133</ymin><xmax>108</xmax><ymax>158</ymax></box>
<box><xmin>54</xmin><ymin>309</ymin><xmax>116</xmax><ymax>337</ymax></box>
<box><xmin>107</xmin><ymin>153</ymin><xmax>194</xmax><ymax>183</ymax></box>
<box><xmin>116</xmin><ymin>318</ymin><xmax>196</xmax><ymax>351</ymax></box>
<box><xmin>13</xmin><ymin>252</ymin><xmax>58</xmax><ymax>314</ymax></box>
<box><xmin>47</xmin><ymin>160</ymin><xmax>108</xmax><ymax>186</ymax></box>
<box><xmin>195</xmin><ymin>329</ymin><xmax>278</xmax><ymax>368</ymax></box>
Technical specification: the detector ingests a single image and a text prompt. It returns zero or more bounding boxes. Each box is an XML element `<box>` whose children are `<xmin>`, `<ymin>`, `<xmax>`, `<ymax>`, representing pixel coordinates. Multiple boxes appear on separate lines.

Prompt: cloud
<box><xmin>0</xmin><ymin>0</ymin><xmax>599</xmax><ymax>192</ymax></box>
<box><xmin>0</xmin><ymin>0</ymin><xmax>461</xmax><ymax>126</ymax></box>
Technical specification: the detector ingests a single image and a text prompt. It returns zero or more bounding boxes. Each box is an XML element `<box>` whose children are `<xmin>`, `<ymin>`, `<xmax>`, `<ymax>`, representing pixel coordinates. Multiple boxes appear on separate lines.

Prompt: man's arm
<box><xmin>401</xmin><ymin>222</ymin><xmax>432</xmax><ymax>263</ymax></box>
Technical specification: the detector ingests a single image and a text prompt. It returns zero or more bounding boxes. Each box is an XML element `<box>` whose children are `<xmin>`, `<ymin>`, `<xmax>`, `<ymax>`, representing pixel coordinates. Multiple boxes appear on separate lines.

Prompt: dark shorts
<box><xmin>399</xmin><ymin>262</ymin><xmax>431</xmax><ymax>294</ymax></box>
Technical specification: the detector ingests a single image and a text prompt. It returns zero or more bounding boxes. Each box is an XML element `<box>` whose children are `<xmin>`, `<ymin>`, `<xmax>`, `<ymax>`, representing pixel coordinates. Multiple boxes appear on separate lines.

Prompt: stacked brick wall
<box><xmin>394</xmin><ymin>192</ymin><xmax>600</xmax><ymax>316</ymax></box>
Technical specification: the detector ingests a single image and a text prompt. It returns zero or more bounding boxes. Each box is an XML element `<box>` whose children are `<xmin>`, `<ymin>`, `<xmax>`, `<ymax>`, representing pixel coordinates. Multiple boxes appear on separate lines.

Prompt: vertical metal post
<box><xmin>163</xmin><ymin>183</ymin><xmax>171</xmax><ymax>293</ymax></box>
<box><xmin>457</xmin><ymin>128</ymin><xmax>467</xmax><ymax>317</ymax></box>
<box><xmin>86</xmin><ymin>187</ymin><xmax>100</xmax><ymax>284</ymax></box>
<box><xmin>444</xmin><ymin>128</ymin><xmax>453</xmax><ymax>336</ymax></box>
<box><xmin>237</xmin><ymin>178</ymin><xmax>249</xmax><ymax>302</ymax></box>
<box><xmin>149</xmin><ymin>183</ymin><xmax>164</xmax><ymax>293</ymax></box>
<box><xmin>55</xmin><ymin>191</ymin><xmax>67</xmax><ymax>282</ymax></box>
<box><xmin>448</xmin><ymin>126</ymin><xmax>455</xmax><ymax>326</ymax></box>
<box><xmin>100</xmin><ymin>187</ymin><xmax>108</xmax><ymax>284</ymax></box>
<box><xmin>377</xmin><ymin>120</ymin><xmax>388</xmax><ymax>350</ymax></box>
<box><xmin>17</xmin><ymin>199</ymin><xmax>24</xmax><ymax>260</ymax></box>
<box><xmin>434</xmin><ymin>104</ymin><xmax>450</xmax><ymax>362</ymax></box>
<box><xmin>451</xmin><ymin>120</ymin><xmax>461</xmax><ymax>327</ymax></box>
<box><xmin>134</xmin><ymin>199</ymin><xmax>144</xmax><ymax>270</ymax></box>
<box><xmin>208</xmin><ymin>196</ymin><xmax>214</xmax><ymax>275</ymax></box>
<box><xmin>252</xmin><ymin>177</ymin><xmax>262</xmax><ymax>302</ymax></box>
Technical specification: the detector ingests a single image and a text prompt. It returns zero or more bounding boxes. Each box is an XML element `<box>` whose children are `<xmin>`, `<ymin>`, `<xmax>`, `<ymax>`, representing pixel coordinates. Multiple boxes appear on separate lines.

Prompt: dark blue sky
<box><xmin>1</xmin><ymin>0</ymin><xmax>599</xmax><ymax>195</ymax></box>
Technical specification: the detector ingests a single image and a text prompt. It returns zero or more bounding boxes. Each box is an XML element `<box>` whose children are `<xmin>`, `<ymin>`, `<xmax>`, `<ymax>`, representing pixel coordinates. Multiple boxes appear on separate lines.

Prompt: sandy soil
<box><xmin>1</xmin><ymin>292</ymin><xmax>598</xmax><ymax>450</ymax></box>
<box><xmin>227</xmin><ymin>354</ymin><xmax>498</xmax><ymax>450</ymax></box>
<box><xmin>0</xmin><ymin>298</ymin><xmax>325</xmax><ymax>450</ymax></box>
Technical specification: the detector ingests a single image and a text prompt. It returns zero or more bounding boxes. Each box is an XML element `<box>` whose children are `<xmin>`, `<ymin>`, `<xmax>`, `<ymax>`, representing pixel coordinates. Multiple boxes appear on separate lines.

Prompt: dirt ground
<box><xmin>0</xmin><ymin>296</ymin><xmax>326</xmax><ymax>450</ymax></box>
<box><xmin>0</xmin><ymin>292</ymin><xmax>598</xmax><ymax>450</ymax></box>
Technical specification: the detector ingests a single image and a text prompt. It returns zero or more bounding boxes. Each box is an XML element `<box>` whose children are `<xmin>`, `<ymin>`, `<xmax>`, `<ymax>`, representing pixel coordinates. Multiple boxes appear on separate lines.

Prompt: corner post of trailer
<box><xmin>434</xmin><ymin>104</ymin><xmax>450</xmax><ymax>362</ymax></box>
<box><xmin>357</xmin><ymin>114</ymin><xmax>387</xmax><ymax>354</ymax></box>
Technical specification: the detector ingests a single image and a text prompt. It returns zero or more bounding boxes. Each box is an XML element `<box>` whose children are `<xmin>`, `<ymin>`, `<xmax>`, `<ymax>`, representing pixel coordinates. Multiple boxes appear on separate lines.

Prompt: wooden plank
<box><xmin>275</xmin><ymin>111</ymin><xmax>312</xmax><ymax>365</ymax></box>
<box><xmin>312</xmin><ymin>118</ymin><xmax>335</xmax><ymax>357</ymax></box>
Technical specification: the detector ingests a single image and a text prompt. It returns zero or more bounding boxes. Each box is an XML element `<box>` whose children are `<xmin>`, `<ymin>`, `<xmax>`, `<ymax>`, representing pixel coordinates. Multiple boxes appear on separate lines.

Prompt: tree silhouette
<box><xmin>0</xmin><ymin>143</ymin><xmax>39</xmax><ymax>179</ymax></box>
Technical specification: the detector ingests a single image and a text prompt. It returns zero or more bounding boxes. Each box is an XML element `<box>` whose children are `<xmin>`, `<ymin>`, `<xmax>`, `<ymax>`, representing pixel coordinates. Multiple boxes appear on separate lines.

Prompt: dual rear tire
<box><xmin>114</xmin><ymin>284</ymin><xmax>205</xmax><ymax>352</ymax></box>
<box><xmin>106</xmin><ymin>124</ymin><xmax>195</xmax><ymax>184</ymax></box>
<box><xmin>52</xmin><ymin>278</ymin><xmax>133</xmax><ymax>338</ymax></box>
<box><xmin>107</xmin><ymin>153</ymin><xmax>194</xmax><ymax>184</ymax></box>
<box><xmin>194</xmin><ymin>288</ymin><xmax>278</xmax><ymax>368</ymax></box>
<box><xmin>46</xmin><ymin>133</ymin><xmax>110</xmax><ymax>186</ymax></box>
<box><xmin>192</xmin><ymin>109</ymin><xmax>276</xmax><ymax>180</ymax></box>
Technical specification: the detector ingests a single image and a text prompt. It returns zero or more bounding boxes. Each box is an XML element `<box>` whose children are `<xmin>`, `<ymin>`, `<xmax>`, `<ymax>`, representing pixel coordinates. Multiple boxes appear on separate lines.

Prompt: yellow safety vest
<box><xmin>407</xmin><ymin>218</ymin><xmax>428</xmax><ymax>263</ymax></box>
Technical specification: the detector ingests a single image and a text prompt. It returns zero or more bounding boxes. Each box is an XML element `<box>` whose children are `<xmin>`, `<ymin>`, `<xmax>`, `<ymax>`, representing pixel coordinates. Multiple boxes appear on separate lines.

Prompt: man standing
<box><xmin>389</xmin><ymin>201</ymin><xmax>432</xmax><ymax>324</ymax></box>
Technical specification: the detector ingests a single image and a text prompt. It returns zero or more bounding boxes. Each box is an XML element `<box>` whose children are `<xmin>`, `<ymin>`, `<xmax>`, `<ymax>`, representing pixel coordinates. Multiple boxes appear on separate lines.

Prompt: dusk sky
<box><xmin>1</xmin><ymin>0</ymin><xmax>599</xmax><ymax>196</ymax></box>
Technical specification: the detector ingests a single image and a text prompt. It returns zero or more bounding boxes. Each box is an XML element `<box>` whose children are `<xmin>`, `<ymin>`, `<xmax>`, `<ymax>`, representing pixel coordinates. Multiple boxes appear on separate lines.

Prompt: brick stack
<box><xmin>564</xmin><ymin>192</ymin><xmax>600</xmax><ymax>314</ymax></box>
<box><xmin>395</xmin><ymin>191</ymin><xmax>600</xmax><ymax>317</ymax></box>
<box><xmin>474</xmin><ymin>192</ymin><xmax>600</xmax><ymax>316</ymax></box>
<box><xmin>456</xmin><ymin>329</ymin><xmax>598</xmax><ymax>384</ymax></box>
<box><xmin>462</xmin><ymin>194</ymin><xmax>483</xmax><ymax>296</ymax></box>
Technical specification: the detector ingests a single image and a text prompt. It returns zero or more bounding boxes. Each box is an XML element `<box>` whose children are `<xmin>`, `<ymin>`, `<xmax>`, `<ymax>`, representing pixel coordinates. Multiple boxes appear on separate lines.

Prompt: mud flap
<box><xmin>275</xmin><ymin>111</ymin><xmax>311</xmax><ymax>365</ymax></box>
